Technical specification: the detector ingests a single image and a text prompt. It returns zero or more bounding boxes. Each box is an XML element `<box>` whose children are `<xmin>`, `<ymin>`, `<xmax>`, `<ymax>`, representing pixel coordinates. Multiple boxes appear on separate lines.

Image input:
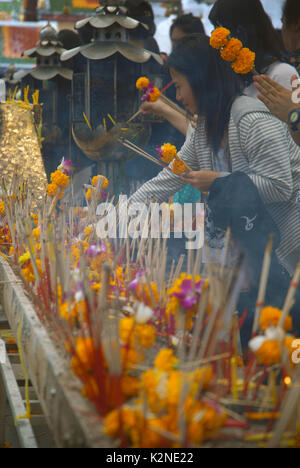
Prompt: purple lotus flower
<box><xmin>128</xmin><ymin>270</ymin><xmax>145</xmax><ymax>291</ymax></box>
<box><xmin>85</xmin><ymin>242</ymin><xmax>106</xmax><ymax>258</ymax></box>
<box><xmin>172</xmin><ymin>279</ymin><xmax>203</xmax><ymax>310</ymax></box>
<box><xmin>57</xmin><ymin>157</ymin><xmax>72</xmax><ymax>175</ymax></box>
<box><xmin>156</xmin><ymin>146</ymin><xmax>163</xmax><ymax>160</ymax></box>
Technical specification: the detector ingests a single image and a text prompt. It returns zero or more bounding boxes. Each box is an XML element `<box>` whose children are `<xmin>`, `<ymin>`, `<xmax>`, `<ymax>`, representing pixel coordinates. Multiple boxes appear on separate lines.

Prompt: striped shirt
<box><xmin>130</xmin><ymin>95</ymin><xmax>300</xmax><ymax>273</ymax></box>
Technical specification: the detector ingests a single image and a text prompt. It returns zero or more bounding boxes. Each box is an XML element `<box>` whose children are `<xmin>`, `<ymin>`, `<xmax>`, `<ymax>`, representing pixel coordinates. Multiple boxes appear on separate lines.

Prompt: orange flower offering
<box><xmin>136</xmin><ymin>75</ymin><xmax>161</xmax><ymax>102</ymax></box>
<box><xmin>210</xmin><ymin>27</ymin><xmax>230</xmax><ymax>50</ymax></box>
<box><xmin>255</xmin><ymin>339</ymin><xmax>281</xmax><ymax>366</ymax></box>
<box><xmin>210</xmin><ymin>27</ymin><xmax>256</xmax><ymax>75</ymax></box>
<box><xmin>260</xmin><ymin>306</ymin><xmax>292</xmax><ymax>332</ymax></box>
<box><xmin>220</xmin><ymin>37</ymin><xmax>242</xmax><ymax>62</ymax></box>
<box><xmin>231</xmin><ymin>47</ymin><xmax>256</xmax><ymax>75</ymax></box>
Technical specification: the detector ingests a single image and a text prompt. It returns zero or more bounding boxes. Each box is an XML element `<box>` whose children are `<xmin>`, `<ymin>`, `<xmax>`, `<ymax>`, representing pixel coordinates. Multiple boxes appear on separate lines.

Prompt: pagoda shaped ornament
<box><xmin>60</xmin><ymin>0</ymin><xmax>164</xmax><ymax>195</ymax></box>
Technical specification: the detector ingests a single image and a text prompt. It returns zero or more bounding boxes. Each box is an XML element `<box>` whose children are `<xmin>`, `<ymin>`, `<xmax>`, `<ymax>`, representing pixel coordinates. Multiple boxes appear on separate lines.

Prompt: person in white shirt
<box><xmin>209</xmin><ymin>0</ymin><xmax>299</xmax><ymax>95</ymax></box>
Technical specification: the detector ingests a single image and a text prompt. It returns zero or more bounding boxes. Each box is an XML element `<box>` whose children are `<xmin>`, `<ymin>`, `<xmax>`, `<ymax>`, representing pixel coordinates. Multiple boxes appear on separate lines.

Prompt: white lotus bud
<box><xmin>135</xmin><ymin>302</ymin><xmax>154</xmax><ymax>324</ymax></box>
<box><xmin>75</xmin><ymin>290</ymin><xmax>84</xmax><ymax>302</ymax></box>
<box><xmin>249</xmin><ymin>335</ymin><xmax>266</xmax><ymax>352</ymax></box>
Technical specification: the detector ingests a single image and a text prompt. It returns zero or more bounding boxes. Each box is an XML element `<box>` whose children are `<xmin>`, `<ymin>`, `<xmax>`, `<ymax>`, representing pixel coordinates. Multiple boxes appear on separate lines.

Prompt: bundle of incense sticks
<box><xmin>119</xmin><ymin>137</ymin><xmax>192</xmax><ymax>173</ymax></box>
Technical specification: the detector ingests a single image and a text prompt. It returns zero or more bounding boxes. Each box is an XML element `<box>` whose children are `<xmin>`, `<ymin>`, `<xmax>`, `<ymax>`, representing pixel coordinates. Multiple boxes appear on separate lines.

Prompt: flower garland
<box><xmin>85</xmin><ymin>174</ymin><xmax>109</xmax><ymax>202</ymax></box>
<box><xmin>46</xmin><ymin>158</ymin><xmax>71</xmax><ymax>200</ymax></box>
<box><xmin>136</xmin><ymin>76</ymin><xmax>161</xmax><ymax>103</ymax></box>
<box><xmin>156</xmin><ymin>142</ymin><xmax>190</xmax><ymax>175</ymax></box>
<box><xmin>210</xmin><ymin>27</ymin><xmax>256</xmax><ymax>75</ymax></box>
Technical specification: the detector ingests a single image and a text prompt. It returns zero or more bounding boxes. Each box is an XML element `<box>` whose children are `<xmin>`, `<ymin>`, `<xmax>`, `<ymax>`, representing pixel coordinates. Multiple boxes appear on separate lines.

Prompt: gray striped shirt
<box><xmin>130</xmin><ymin>95</ymin><xmax>300</xmax><ymax>273</ymax></box>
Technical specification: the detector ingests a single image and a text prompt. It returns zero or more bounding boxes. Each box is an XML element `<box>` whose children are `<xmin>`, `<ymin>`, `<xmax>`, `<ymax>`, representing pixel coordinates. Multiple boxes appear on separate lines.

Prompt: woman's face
<box><xmin>169</xmin><ymin>67</ymin><xmax>197</xmax><ymax>114</ymax></box>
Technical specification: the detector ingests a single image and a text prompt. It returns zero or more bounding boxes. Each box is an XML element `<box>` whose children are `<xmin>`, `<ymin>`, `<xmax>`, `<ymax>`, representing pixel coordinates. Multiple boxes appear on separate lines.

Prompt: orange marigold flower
<box><xmin>148</xmin><ymin>87</ymin><xmax>161</xmax><ymax>102</ymax></box>
<box><xmin>86</xmin><ymin>188</ymin><xmax>92</xmax><ymax>201</ymax></box>
<box><xmin>136</xmin><ymin>76</ymin><xmax>150</xmax><ymax>90</ymax></box>
<box><xmin>70</xmin><ymin>337</ymin><xmax>96</xmax><ymax>379</ymax></box>
<box><xmin>260</xmin><ymin>306</ymin><xmax>292</xmax><ymax>332</ymax></box>
<box><xmin>121</xmin><ymin>347</ymin><xmax>143</xmax><ymax>370</ymax></box>
<box><xmin>50</xmin><ymin>170</ymin><xmax>69</xmax><ymax>189</ymax></box>
<box><xmin>0</xmin><ymin>201</ymin><xmax>5</xmax><ymax>216</ymax></box>
<box><xmin>120</xmin><ymin>317</ymin><xmax>135</xmax><ymax>344</ymax></box>
<box><xmin>22</xmin><ymin>265</ymin><xmax>35</xmax><ymax>283</ymax></box>
<box><xmin>171</xmin><ymin>159</ymin><xmax>188</xmax><ymax>175</ymax></box>
<box><xmin>194</xmin><ymin>365</ymin><xmax>214</xmax><ymax>391</ymax></box>
<box><xmin>135</xmin><ymin>324</ymin><xmax>156</xmax><ymax>348</ymax></box>
<box><xmin>84</xmin><ymin>225</ymin><xmax>94</xmax><ymax>238</ymax></box>
<box><xmin>210</xmin><ymin>27</ymin><xmax>230</xmax><ymax>49</ymax></box>
<box><xmin>120</xmin><ymin>375</ymin><xmax>140</xmax><ymax>398</ymax></box>
<box><xmin>32</xmin><ymin>227</ymin><xmax>40</xmax><ymax>240</ymax></box>
<box><xmin>81</xmin><ymin>375</ymin><xmax>100</xmax><ymax>400</ymax></box>
<box><xmin>231</xmin><ymin>47</ymin><xmax>255</xmax><ymax>74</ymax></box>
<box><xmin>160</xmin><ymin>143</ymin><xmax>177</xmax><ymax>164</ymax></box>
<box><xmin>92</xmin><ymin>175</ymin><xmax>109</xmax><ymax>190</ymax></box>
<box><xmin>154</xmin><ymin>348</ymin><xmax>179</xmax><ymax>372</ymax></box>
<box><xmin>46</xmin><ymin>183</ymin><xmax>58</xmax><ymax>197</ymax></box>
<box><xmin>255</xmin><ymin>339</ymin><xmax>281</xmax><ymax>366</ymax></box>
<box><xmin>220</xmin><ymin>37</ymin><xmax>242</xmax><ymax>62</ymax></box>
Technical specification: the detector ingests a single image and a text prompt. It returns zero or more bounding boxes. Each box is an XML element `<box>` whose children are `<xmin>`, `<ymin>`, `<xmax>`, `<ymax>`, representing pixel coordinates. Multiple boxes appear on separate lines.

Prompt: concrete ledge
<box><xmin>0</xmin><ymin>256</ymin><xmax>112</xmax><ymax>448</ymax></box>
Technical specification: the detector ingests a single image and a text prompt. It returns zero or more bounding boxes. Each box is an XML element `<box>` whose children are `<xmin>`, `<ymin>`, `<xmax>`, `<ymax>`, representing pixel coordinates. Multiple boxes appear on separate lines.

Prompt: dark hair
<box><xmin>170</xmin><ymin>14</ymin><xmax>205</xmax><ymax>38</ymax></box>
<box><xmin>209</xmin><ymin>0</ymin><xmax>285</xmax><ymax>74</ymax></box>
<box><xmin>283</xmin><ymin>0</ymin><xmax>300</xmax><ymax>27</ymax></box>
<box><xmin>125</xmin><ymin>0</ymin><xmax>156</xmax><ymax>37</ymax></box>
<box><xmin>167</xmin><ymin>34</ymin><xmax>243</xmax><ymax>152</ymax></box>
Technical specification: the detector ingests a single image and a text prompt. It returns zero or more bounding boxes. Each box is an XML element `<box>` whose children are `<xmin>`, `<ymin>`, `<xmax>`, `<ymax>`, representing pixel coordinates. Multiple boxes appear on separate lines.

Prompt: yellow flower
<box><xmin>46</xmin><ymin>183</ymin><xmax>58</xmax><ymax>197</ymax></box>
<box><xmin>119</xmin><ymin>317</ymin><xmax>135</xmax><ymax>344</ymax></box>
<box><xmin>22</xmin><ymin>265</ymin><xmax>35</xmax><ymax>282</ymax></box>
<box><xmin>231</xmin><ymin>47</ymin><xmax>255</xmax><ymax>74</ymax></box>
<box><xmin>135</xmin><ymin>324</ymin><xmax>156</xmax><ymax>348</ymax></box>
<box><xmin>170</xmin><ymin>158</ymin><xmax>188</xmax><ymax>175</ymax></box>
<box><xmin>0</xmin><ymin>201</ymin><xmax>5</xmax><ymax>216</ymax></box>
<box><xmin>148</xmin><ymin>87</ymin><xmax>161</xmax><ymax>102</ymax></box>
<box><xmin>121</xmin><ymin>347</ymin><xmax>143</xmax><ymax>370</ymax></box>
<box><xmin>70</xmin><ymin>337</ymin><xmax>96</xmax><ymax>380</ymax></box>
<box><xmin>210</xmin><ymin>27</ymin><xmax>230</xmax><ymax>50</ymax></box>
<box><xmin>32</xmin><ymin>227</ymin><xmax>40</xmax><ymax>240</ymax></box>
<box><xmin>84</xmin><ymin>225</ymin><xmax>94</xmax><ymax>238</ymax></box>
<box><xmin>255</xmin><ymin>339</ymin><xmax>281</xmax><ymax>366</ymax></box>
<box><xmin>18</xmin><ymin>251</ymin><xmax>31</xmax><ymax>265</ymax></box>
<box><xmin>50</xmin><ymin>170</ymin><xmax>69</xmax><ymax>189</ymax></box>
<box><xmin>194</xmin><ymin>365</ymin><xmax>214</xmax><ymax>391</ymax></box>
<box><xmin>120</xmin><ymin>375</ymin><xmax>140</xmax><ymax>398</ymax></box>
<box><xmin>86</xmin><ymin>188</ymin><xmax>92</xmax><ymax>201</ymax></box>
<box><xmin>220</xmin><ymin>37</ymin><xmax>242</xmax><ymax>62</ymax></box>
<box><xmin>104</xmin><ymin>407</ymin><xmax>138</xmax><ymax>438</ymax></box>
<box><xmin>136</xmin><ymin>76</ymin><xmax>150</xmax><ymax>90</ymax></box>
<box><xmin>154</xmin><ymin>348</ymin><xmax>179</xmax><ymax>372</ymax></box>
<box><xmin>81</xmin><ymin>375</ymin><xmax>100</xmax><ymax>400</ymax></box>
<box><xmin>160</xmin><ymin>143</ymin><xmax>177</xmax><ymax>164</ymax></box>
<box><xmin>260</xmin><ymin>306</ymin><xmax>292</xmax><ymax>332</ymax></box>
<box><xmin>92</xmin><ymin>175</ymin><xmax>109</xmax><ymax>190</ymax></box>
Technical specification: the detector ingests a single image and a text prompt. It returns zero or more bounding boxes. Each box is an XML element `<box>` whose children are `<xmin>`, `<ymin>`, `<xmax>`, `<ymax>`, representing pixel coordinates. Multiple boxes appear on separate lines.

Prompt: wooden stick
<box><xmin>252</xmin><ymin>235</ymin><xmax>274</xmax><ymax>335</ymax></box>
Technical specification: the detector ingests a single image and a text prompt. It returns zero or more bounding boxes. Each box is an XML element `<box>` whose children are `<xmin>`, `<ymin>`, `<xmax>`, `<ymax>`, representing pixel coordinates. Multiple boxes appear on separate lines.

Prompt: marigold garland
<box><xmin>210</xmin><ymin>27</ymin><xmax>256</xmax><ymax>75</ymax></box>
